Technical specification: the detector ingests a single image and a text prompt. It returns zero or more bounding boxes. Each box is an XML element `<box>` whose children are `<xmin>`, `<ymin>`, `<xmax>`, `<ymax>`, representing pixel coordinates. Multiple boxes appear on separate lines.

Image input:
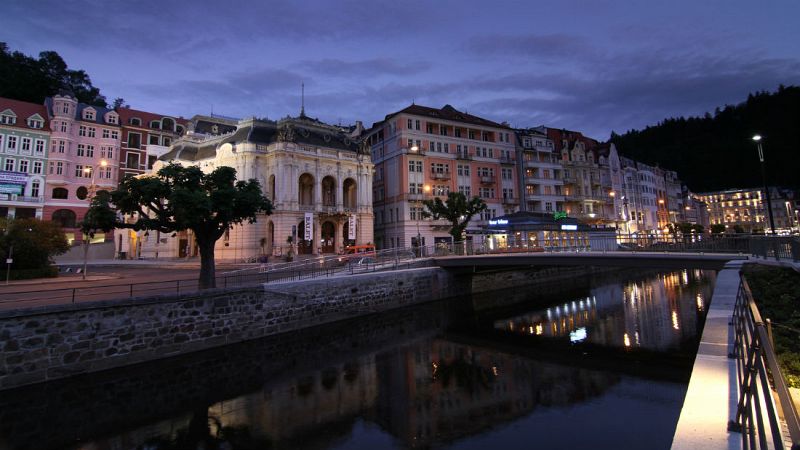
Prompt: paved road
<box><xmin>0</xmin><ymin>264</ymin><xmax>256</xmax><ymax>311</ymax></box>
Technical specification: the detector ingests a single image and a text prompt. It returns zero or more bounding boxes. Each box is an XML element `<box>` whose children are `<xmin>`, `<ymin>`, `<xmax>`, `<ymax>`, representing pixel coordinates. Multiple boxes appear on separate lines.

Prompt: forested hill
<box><xmin>610</xmin><ymin>85</ymin><xmax>800</xmax><ymax>192</ymax></box>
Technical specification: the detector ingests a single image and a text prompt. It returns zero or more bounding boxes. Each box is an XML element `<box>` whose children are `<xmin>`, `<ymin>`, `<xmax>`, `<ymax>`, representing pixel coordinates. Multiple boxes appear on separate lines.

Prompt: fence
<box><xmin>729</xmin><ymin>276</ymin><xmax>800</xmax><ymax>450</ymax></box>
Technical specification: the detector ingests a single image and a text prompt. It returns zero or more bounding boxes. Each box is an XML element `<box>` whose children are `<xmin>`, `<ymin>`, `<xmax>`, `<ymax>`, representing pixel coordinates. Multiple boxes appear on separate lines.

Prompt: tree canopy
<box><xmin>0</xmin><ymin>218</ymin><xmax>69</xmax><ymax>271</ymax></box>
<box><xmin>105</xmin><ymin>163</ymin><xmax>272</xmax><ymax>288</ymax></box>
<box><xmin>421</xmin><ymin>192</ymin><xmax>487</xmax><ymax>243</ymax></box>
<box><xmin>611</xmin><ymin>85</ymin><xmax>800</xmax><ymax>192</ymax></box>
<box><xmin>0</xmin><ymin>42</ymin><xmax>106</xmax><ymax>106</ymax></box>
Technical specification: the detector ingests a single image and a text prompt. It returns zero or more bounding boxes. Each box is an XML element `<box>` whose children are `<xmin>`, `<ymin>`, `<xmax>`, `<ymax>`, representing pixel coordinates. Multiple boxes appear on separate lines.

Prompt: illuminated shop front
<box><xmin>482</xmin><ymin>211</ymin><xmax>615</xmax><ymax>252</ymax></box>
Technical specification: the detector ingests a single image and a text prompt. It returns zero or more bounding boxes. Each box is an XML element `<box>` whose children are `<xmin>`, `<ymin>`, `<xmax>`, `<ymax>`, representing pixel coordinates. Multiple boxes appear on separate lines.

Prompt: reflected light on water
<box><xmin>696</xmin><ymin>294</ymin><xmax>704</xmax><ymax>312</ymax></box>
<box><xmin>623</xmin><ymin>333</ymin><xmax>631</xmax><ymax>347</ymax></box>
<box><xmin>672</xmin><ymin>311</ymin><xmax>680</xmax><ymax>330</ymax></box>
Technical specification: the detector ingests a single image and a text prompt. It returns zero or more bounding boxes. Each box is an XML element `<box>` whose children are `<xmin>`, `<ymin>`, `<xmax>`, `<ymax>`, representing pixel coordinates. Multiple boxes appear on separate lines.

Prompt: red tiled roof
<box><xmin>0</xmin><ymin>97</ymin><xmax>50</xmax><ymax>131</ymax></box>
<box><xmin>378</xmin><ymin>103</ymin><xmax>511</xmax><ymax>129</ymax></box>
<box><xmin>116</xmin><ymin>106</ymin><xmax>188</xmax><ymax>128</ymax></box>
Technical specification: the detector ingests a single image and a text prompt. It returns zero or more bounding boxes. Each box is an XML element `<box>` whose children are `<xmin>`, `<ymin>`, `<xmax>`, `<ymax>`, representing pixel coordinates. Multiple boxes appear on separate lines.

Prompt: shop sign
<box><xmin>0</xmin><ymin>183</ymin><xmax>23</xmax><ymax>194</ymax></box>
<box><xmin>561</xmin><ymin>224</ymin><xmax>578</xmax><ymax>231</ymax></box>
<box><xmin>0</xmin><ymin>171</ymin><xmax>28</xmax><ymax>185</ymax></box>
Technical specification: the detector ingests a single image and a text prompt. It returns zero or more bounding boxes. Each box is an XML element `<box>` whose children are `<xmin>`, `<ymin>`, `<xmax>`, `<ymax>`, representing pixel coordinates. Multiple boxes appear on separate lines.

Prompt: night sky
<box><xmin>3</xmin><ymin>0</ymin><xmax>799</xmax><ymax>140</ymax></box>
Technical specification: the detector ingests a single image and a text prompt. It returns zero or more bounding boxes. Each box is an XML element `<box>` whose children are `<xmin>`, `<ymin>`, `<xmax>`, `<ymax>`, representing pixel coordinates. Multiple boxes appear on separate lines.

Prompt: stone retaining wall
<box><xmin>0</xmin><ymin>267</ymin><xmax>463</xmax><ymax>390</ymax></box>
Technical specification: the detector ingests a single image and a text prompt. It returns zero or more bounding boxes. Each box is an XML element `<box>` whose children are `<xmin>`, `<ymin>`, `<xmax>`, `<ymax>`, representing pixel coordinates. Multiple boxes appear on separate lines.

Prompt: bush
<box><xmin>743</xmin><ymin>265</ymin><xmax>800</xmax><ymax>388</ymax></box>
<box><xmin>8</xmin><ymin>266</ymin><xmax>59</xmax><ymax>280</ymax></box>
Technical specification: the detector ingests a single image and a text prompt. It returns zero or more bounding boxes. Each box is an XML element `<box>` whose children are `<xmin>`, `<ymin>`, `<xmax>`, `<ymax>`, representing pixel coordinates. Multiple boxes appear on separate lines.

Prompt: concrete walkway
<box><xmin>671</xmin><ymin>260</ymin><xmax>744</xmax><ymax>450</ymax></box>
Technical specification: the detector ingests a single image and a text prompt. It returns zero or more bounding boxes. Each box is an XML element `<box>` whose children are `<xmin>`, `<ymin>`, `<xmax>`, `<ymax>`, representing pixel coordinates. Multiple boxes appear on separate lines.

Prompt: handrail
<box><xmin>729</xmin><ymin>275</ymin><xmax>800</xmax><ymax>449</ymax></box>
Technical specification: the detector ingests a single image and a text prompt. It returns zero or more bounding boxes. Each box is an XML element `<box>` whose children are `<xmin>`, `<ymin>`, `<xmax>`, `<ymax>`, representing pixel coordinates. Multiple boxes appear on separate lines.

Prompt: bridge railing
<box><xmin>729</xmin><ymin>275</ymin><xmax>800</xmax><ymax>449</ymax></box>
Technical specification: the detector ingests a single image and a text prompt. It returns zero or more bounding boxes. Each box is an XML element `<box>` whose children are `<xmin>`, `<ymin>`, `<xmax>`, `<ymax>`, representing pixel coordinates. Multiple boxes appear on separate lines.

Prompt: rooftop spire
<box><xmin>300</xmin><ymin>82</ymin><xmax>306</xmax><ymax>118</ymax></box>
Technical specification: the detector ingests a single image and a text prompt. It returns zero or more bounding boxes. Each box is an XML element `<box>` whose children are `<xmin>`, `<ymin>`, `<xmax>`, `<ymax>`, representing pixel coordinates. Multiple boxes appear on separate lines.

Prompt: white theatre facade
<box><xmin>119</xmin><ymin>115</ymin><xmax>374</xmax><ymax>261</ymax></box>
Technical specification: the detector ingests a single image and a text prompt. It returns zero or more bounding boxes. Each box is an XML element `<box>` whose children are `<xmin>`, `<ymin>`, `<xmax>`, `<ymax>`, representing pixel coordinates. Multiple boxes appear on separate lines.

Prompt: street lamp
<box><xmin>81</xmin><ymin>159</ymin><xmax>108</xmax><ymax>279</ymax></box>
<box><xmin>752</xmin><ymin>135</ymin><xmax>776</xmax><ymax>235</ymax></box>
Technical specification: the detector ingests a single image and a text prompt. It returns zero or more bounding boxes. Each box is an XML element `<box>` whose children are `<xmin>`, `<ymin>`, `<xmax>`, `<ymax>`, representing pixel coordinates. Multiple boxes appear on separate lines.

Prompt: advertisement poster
<box><xmin>304</xmin><ymin>212</ymin><xmax>313</xmax><ymax>241</ymax></box>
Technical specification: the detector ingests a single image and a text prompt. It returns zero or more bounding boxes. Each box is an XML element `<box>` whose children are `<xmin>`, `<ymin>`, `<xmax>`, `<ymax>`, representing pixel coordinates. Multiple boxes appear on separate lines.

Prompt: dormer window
<box><xmin>106</xmin><ymin>113</ymin><xmax>118</xmax><ymax>125</ymax></box>
<box><xmin>27</xmin><ymin>116</ymin><xmax>44</xmax><ymax>129</ymax></box>
<box><xmin>129</xmin><ymin>117</ymin><xmax>142</xmax><ymax>126</ymax></box>
<box><xmin>0</xmin><ymin>111</ymin><xmax>16</xmax><ymax>125</ymax></box>
<box><xmin>83</xmin><ymin>108</ymin><xmax>96</xmax><ymax>121</ymax></box>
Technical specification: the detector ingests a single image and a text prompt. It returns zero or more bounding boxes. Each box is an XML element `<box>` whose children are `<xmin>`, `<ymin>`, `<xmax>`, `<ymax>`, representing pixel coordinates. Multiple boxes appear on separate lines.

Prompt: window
<box><xmin>454</xmin><ymin>128</ymin><xmax>461</xmax><ymax>138</ymax></box>
<box><xmin>126</xmin><ymin>152</ymin><xmax>139</xmax><ymax>169</ymax></box>
<box><xmin>79</xmin><ymin>125</ymin><xmax>87</xmax><ymax>136</ymax></box>
<box><xmin>83</xmin><ymin>109</ymin><xmax>95</xmax><ymax>121</ymax></box>
<box><xmin>33</xmin><ymin>161</ymin><xmax>42</xmax><ymax>174</ymax></box>
<box><xmin>0</xmin><ymin>134</ymin><xmax>3</xmax><ymax>150</ymax></box>
<box><xmin>4</xmin><ymin>158</ymin><xmax>14</xmax><ymax>171</ymax></box>
<box><xmin>407</xmin><ymin>119</ymin><xmax>412</xmax><ymax>129</ymax></box>
<box><xmin>0</xmin><ymin>114</ymin><xmax>16</xmax><ymax>125</ymax></box>
<box><xmin>458</xmin><ymin>185</ymin><xmax>471</xmax><ymax>196</ymax></box>
<box><xmin>88</xmin><ymin>127</ymin><xmax>96</xmax><ymax>138</ymax></box>
<box><xmin>77</xmin><ymin>144</ymin><xmax>85</xmax><ymax>157</ymax></box>
<box><xmin>27</xmin><ymin>117</ymin><xmax>43</xmax><ymax>128</ymax></box>
<box><xmin>502</xmin><ymin>188</ymin><xmax>514</xmax><ymax>199</ymax></box>
<box><xmin>76</xmin><ymin>186</ymin><xmax>88</xmax><ymax>200</ymax></box>
<box><xmin>107</xmin><ymin>114</ymin><xmax>117</xmax><ymax>124</ymax></box>
<box><xmin>20</xmin><ymin>138</ymin><xmax>31</xmax><ymax>153</ymax></box>
<box><xmin>129</xmin><ymin>117</ymin><xmax>141</xmax><ymax>126</ymax></box>
<box><xmin>431</xmin><ymin>163</ymin><xmax>449</xmax><ymax>174</ymax></box>
<box><xmin>128</xmin><ymin>132</ymin><xmax>141</xmax><ymax>149</ymax></box>
<box><xmin>52</xmin><ymin>188</ymin><xmax>69</xmax><ymax>199</ymax></box>
<box><xmin>86</xmin><ymin>145</ymin><xmax>94</xmax><ymax>157</ymax></box>
<box><xmin>149</xmin><ymin>134</ymin><xmax>160</xmax><ymax>145</ymax></box>
<box><xmin>52</xmin><ymin>209</ymin><xmax>76</xmax><ymax>228</ymax></box>
<box><xmin>19</xmin><ymin>160</ymin><xmax>28</xmax><ymax>173</ymax></box>
<box><xmin>426</xmin><ymin>123</ymin><xmax>434</xmax><ymax>134</ymax></box>
<box><xmin>150</xmin><ymin>120</ymin><xmax>160</xmax><ymax>129</ymax></box>
<box><xmin>103</xmin><ymin>129</ymin><xmax>110</xmax><ymax>138</ymax></box>
<box><xmin>111</xmin><ymin>130</ymin><xmax>119</xmax><ymax>140</ymax></box>
<box><xmin>31</xmin><ymin>180</ymin><xmax>40</xmax><ymax>198</ymax></box>
<box><xmin>440</xmin><ymin>126</ymin><xmax>447</xmax><ymax>136</ymax></box>
<box><xmin>56</xmin><ymin>162</ymin><xmax>63</xmax><ymax>175</ymax></box>
<box><xmin>545</xmin><ymin>202</ymin><xmax>553</xmax><ymax>212</ymax></box>
<box><xmin>468</xmin><ymin>130</ymin><xmax>476</xmax><ymax>139</ymax></box>
<box><xmin>57</xmin><ymin>140</ymin><xmax>65</xmax><ymax>154</ymax></box>
<box><xmin>433</xmin><ymin>184</ymin><xmax>449</xmax><ymax>196</ymax></box>
<box><xmin>75</xmin><ymin>164</ymin><xmax>85</xmax><ymax>177</ymax></box>
<box><xmin>415</xmin><ymin>120</ymin><xmax>420</xmax><ymax>130</ymax></box>
<box><xmin>7</xmin><ymin>136</ymin><xmax>17</xmax><ymax>151</ymax></box>
<box><xmin>101</xmin><ymin>146</ymin><xmax>114</xmax><ymax>159</ymax></box>
<box><xmin>60</xmin><ymin>121</ymin><xmax>68</xmax><ymax>132</ymax></box>
<box><xmin>34</xmin><ymin>140</ymin><xmax>44</xmax><ymax>154</ymax></box>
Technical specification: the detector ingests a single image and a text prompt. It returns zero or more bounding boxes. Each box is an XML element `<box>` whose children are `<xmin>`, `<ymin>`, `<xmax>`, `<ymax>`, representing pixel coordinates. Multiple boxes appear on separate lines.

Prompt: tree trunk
<box><xmin>198</xmin><ymin>239</ymin><xmax>216</xmax><ymax>289</ymax></box>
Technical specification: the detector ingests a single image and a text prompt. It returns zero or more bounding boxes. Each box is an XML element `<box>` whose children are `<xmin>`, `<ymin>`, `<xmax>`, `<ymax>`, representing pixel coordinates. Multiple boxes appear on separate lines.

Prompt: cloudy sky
<box><xmin>3</xmin><ymin>0</ymin><xmax>799</xmax><ymax>140</ymax></box>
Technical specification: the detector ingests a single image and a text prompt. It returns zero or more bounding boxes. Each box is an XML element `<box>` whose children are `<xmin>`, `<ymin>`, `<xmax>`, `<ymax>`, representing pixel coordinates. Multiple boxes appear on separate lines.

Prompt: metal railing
<box><xmin>729</xmin><ymin>276</ymin><xmax>800</xmax><ymax>450</ymax></box>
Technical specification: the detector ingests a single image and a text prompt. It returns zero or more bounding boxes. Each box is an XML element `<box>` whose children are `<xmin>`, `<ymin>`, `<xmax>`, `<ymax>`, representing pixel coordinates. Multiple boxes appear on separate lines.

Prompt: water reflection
<box><xmin>0</xmin><ymin>269</ymin><xmax>714</xmax><ymax>450</ymax></box>
<box><xmin>493</xmin><ymin>269</ymin><xmax>715</xmax><ymax>353</ymax></box>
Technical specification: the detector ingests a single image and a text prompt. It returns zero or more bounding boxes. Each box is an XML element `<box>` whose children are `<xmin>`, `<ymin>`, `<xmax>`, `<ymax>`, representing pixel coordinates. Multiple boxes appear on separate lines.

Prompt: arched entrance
<box><xmin>321</xmin><ymin>221</ymin><xmax>335</xmax><ymax>253</ymax></box>
<box><xmin>297</xmin><ymin>220</ymin><xmax>313</xmax><ymax>254</ymax></box>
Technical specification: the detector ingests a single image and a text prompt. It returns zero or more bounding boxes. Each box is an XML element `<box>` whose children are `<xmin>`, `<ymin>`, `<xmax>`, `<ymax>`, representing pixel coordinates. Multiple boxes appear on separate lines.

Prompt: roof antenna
<box><xmin>300</xmin><ymin>82</ymin><xmax>305</xmax><ymax>117</ymax></box>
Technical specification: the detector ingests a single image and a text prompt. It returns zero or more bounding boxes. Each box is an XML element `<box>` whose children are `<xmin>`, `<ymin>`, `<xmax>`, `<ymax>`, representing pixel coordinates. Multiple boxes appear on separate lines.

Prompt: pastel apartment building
<box><xmin>366</xmin><ymin>104</ymin><xmax>517</xmax><ymax>249</ymax></box>
<box><xmin>0</xmin><ymin>97</ymin><xmax>50</xmax><ymax>219</ymax></box>
<box><xmin>115</xmin><ymin>107</ymin><xmax>187</xmax><ymax>180</ymax></box>
<box><xmin>44</xmin><ymin>92</ymin><xmax>121</xmax><ymax>243</ymax></box>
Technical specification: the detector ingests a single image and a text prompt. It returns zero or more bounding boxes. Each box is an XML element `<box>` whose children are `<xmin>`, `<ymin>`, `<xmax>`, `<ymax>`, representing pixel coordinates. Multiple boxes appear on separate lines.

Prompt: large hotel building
<box><xmin>366</xmin><ymin>104</ymin><xmax>518</xmax><ymax>249</ymax></box>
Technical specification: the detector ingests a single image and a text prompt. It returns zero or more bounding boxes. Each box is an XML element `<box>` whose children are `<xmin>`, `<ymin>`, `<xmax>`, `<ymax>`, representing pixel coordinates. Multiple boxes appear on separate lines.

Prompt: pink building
<box><xmin>44</xmin><ymin>92</ymin><xmax>120</xmax><ymax>243</ymax></box>
<box><xmin>366</xmin><ymin>104</ymin><xmax>517</xmax><ymax>249</ymax></box>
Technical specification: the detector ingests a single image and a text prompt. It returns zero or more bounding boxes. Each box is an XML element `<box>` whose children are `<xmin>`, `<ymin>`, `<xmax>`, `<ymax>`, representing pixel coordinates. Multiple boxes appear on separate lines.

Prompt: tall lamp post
<box><xmin>752</xmin><ymin>135</ymin><xmax>776</xmax><ymax>235</ymax></box>
<box><xmin>81</xmin><ymin>159</ymin><xmax>108</xmax><ymax>279</ymax></box>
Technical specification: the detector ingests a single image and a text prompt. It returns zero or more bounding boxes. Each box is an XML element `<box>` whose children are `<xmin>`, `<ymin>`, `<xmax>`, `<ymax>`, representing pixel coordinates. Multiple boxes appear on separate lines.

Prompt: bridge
<box><xmin>433</xmin><ymin>251</ymin><xmax>748</xmax><ymax>272</ymax></box>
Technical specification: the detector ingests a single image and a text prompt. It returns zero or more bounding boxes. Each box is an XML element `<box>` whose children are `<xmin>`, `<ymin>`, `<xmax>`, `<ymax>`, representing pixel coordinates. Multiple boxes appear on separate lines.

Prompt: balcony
<box><xmin>407</xmin><ymin>193</ymin><xmax>428</xmax><ymax>202</ymax></box>
<box><xmin>479</xmin><ymin>175</ymin><xmax>496</xmax><ymax>185</ymax></box>
<box><xmin>499</xmin><ymin>156</ymin><xmax>515</xmax><ymax>165</ymax></box>
<box><xmin>407</xmin><ymin>147</ymin><xmax>426</xmax><ymax>156</ymax></box>
<box><xmin>456</xmin><ymin>151</ymin><xmax>472</xmax><ymax>160</ymax></box>
<box><xmin>431</xmin><ymin>171</ymin><xmax>451</xmax><ymax>180</ymax></box>
<box><xmin>501</xmin><ymin>196</ymin><xmax>519</xmax><ymax>205</ymax></box>
<box><xmin>1</xmin><ymin>194</ymin><xmax>44</xmax><ymax>203</ymax></box>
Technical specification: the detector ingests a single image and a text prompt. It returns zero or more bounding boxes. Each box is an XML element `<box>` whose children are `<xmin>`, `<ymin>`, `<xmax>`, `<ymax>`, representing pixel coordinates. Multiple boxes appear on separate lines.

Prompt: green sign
<box><xmin>553</xmin><ymin>211</ymin><xmax>567</xmax><ymax>221</ymax></box>
<box><xmin>0</xmin><ymin>184</ymin><xmax>23</xmax><ymax>194</ymax></box>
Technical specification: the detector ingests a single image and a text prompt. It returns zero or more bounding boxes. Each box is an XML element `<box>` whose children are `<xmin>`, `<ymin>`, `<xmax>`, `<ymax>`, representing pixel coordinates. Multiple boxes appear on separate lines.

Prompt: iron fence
<box><xmin>729</xmin><ymin>276</ymin><xmax>800</xmax><ymax>450</ymax></box>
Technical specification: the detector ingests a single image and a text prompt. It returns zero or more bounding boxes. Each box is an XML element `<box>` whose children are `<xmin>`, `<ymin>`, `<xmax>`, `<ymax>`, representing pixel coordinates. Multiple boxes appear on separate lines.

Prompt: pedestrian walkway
<box><xmin>671</xmin><ymin>260</ymin><xmax>744</xmax><ymax>450</ymax></box>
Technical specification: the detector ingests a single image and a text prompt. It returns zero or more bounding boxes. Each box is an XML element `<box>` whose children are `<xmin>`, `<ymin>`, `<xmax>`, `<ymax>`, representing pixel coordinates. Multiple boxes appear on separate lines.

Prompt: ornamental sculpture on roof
<box><xmin>277</xmin><ymin>122</ymin><xmax>295</xmax><ymax>142</ymax></box>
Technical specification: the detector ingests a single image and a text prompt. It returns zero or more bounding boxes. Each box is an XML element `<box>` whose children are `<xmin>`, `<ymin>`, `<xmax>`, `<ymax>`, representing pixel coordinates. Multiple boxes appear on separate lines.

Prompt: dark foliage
<box><xmin>0</xmin><ymin>218</ymin><xmax>70</xmax><ymax>271</ymax></box>
<box><xmin>743</xmin><ymin>265</ymin><xmax>800</xmax><ymax>387</ymax></box>
<box><xmin>0</xmin><ymin>42</ymin><xmax>106</xmax><ymax>106</ymax></box>
<box><xmin>611</xmin><ymin>85</ymin><xmax>800</xmax><ymax>192</ymax></box>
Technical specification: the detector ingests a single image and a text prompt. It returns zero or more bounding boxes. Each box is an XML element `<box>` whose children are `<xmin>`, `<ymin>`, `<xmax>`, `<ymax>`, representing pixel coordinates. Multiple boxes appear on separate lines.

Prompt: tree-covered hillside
<box><xmin>0</xmin><ymin>42</ymin><xmax>106</xmax><ymax>107</ymax></box>
<box><xmin>610</xmin><ymin>85</ymin><xmax>799</xmax><ymax>192</ymax></box>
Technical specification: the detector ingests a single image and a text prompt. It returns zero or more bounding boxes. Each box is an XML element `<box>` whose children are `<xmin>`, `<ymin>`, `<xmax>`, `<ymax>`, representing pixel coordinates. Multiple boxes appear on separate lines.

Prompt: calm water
<box><xmin>0</xmin><ymin>268</ymin><xmax>716</xmax><ymax>450</ymax></box>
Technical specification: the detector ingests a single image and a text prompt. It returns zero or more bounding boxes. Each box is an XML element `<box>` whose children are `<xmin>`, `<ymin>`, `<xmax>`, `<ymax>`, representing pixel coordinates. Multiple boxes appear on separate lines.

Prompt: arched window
<box><xmin>76</xmin><ymin>186</ymin><xmax>88</xmax><ymax>200</ymax></box>
<box><xmin>298</xmin><ymin>173</ymin><xmax>314</xmax><ymax>206</ymax></box>
<box><xmin>343</xmin><ymin>178</ymin><xmax>357</xmax><ymax>208</ymax></box>
<box><xmin>162</xmin><ymin>117</ymin><xmax>175</xmax><ymax>131</ymax></box>
<box><xmin>52</xmin><ymin>187</ymin><xmax>68</xmax><ymax>199</ymax></box>
<box><xmin>52</xmin><ymin>209</ymin><xmax>77</xmax><ymax>228</ymax></box>
<box><xmin>129</xmin><ymin>117</ymin><xmax>141</xmax><ymax>126</ymax></box>
<box><xmin>322</xmin><ymin>176</ymin><xmax>336</xmax><ymax>206</ymax></box>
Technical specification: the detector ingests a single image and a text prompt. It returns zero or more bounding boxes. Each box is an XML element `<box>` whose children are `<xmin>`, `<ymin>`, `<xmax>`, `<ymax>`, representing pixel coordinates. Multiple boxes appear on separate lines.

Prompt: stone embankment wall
<box><xmin>0</xmin><ymin>268</ymin><xmax>466</xmax><ymax>390</ymax></box>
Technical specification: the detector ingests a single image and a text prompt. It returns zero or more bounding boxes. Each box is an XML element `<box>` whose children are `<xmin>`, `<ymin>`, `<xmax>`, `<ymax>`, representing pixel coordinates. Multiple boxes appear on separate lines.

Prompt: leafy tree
<box><xmin>79</xmin><ymin>191</ymin><xmax>118</xmax><ymax>279</ymax></box>
<box><xmin>421</xmin><ymin>192</ymin><xmax>487</xmax><ymax>243</ymax></box>
<box><xmin>710</xmin><ymin>224</ymin><xmax>726</xmax><ymax>234</ymax></box>
<box><xmin>0</xmin><ymin>42</ymin><xmax>106</xmax><ymax>106</ymax></box>
<box><xmin>0</xmin><ymin>218</ymin><xmax>69</xmax><ymax>271</ymax></box>
<box><xmin>97</xmin><ymin>163</ymin><xmax>272</xmax><ymax>289</ymax></box>
<box><xmin>112</xmin><ymin>97</ymin><xmax>128</xmax><ymax>109</ymax></box>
